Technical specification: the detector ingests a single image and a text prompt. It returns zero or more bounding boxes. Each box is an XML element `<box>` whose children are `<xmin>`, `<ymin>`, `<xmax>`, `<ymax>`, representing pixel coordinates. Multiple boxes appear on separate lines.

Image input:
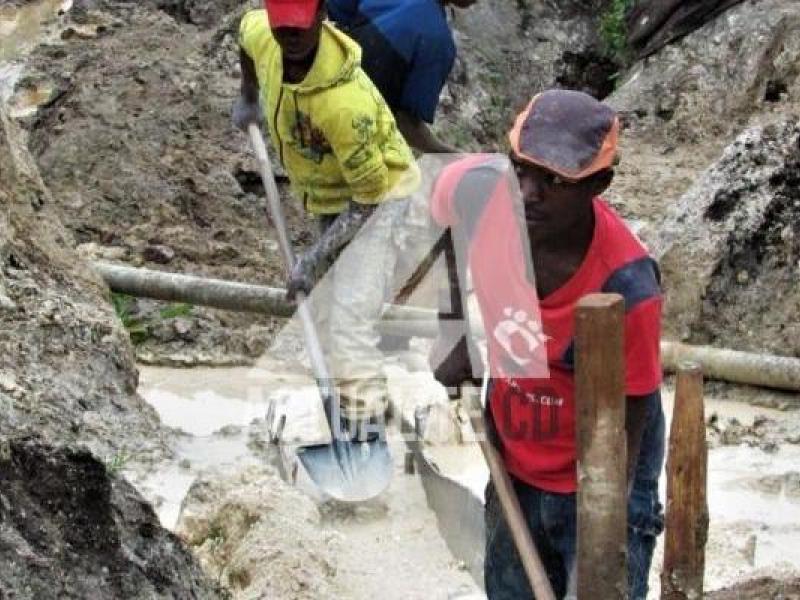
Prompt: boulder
<box><xmin>652</xmin><ymin>120</ymin><xmax>800</xmax><ymax>356</ymax></box>
<box><xmin>142</xmin><ymin>244</ymin><xmax>176</xmax><ymax>265</ymax></box>
<box><xmin>0</xmin><ymin>437</ymin><xmax>221</xmax><ymax>599</ymax></box>
<box><xmin>610</xmin><ymin>0</ymin><xmax>800</xmax><ymax>142</ymax></box>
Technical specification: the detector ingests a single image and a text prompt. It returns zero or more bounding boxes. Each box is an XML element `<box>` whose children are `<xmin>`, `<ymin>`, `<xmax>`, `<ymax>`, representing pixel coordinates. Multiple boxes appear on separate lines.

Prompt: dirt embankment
<box><xmin>14</xmin><ymin>0</ymin><xmax>312</xmax><ymax>366</ymax></box>
<box><xmin>13</xmin><ymin>0</ymin><xmax>799</xmax><ymax>363</ymax></box>
<box><xmin>606</xmin><ymin>0</ymin><xmax>800</xmax><ymax>357</ymax></box>
<box><xmin>435</xmin><ymin>0</ymin><xmax>616</xmax><ymax>150</ymax></box>
<box><xmin>0</xmin><ymin>438</ymin><xmax>222</xmax><ymax>599</ymax></box>
<box><xmin>1</xmin><ymin>102</ymin><xmax>167</xmax><ymax>463</ymax></box>
<box><xmin>1</xmin><ymin>100</ymin><xmax>220</xmax><ymax>598</ymax></box>
<box><xmin>9</xmin><ymin>0</ymin><xmax>619</xmax><ymax>365</ymax></box>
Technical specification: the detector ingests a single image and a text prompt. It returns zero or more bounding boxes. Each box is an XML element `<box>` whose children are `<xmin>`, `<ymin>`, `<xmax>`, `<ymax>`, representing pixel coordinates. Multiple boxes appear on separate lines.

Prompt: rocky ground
<box><xmin>706</xmin><ymin>576</ymin><xmax>800</xmax><ymax>599</ymax></box>
<box><xmin>1</xmin><ymin>99</ymin><xmax>219</xmax><ymax>597</ymax></box>
<box><xmin>653</xmin><ymin>121</ymin><xmax>800</xmax><ymax>355</ymax></box>
<box><xmin>11</xmin><ymin>0</ymin><xmax>306</xmax><ymax>366</ymax></box>
<box><xmin>176</xmin><ymin>465</ymin><xmax>340</xmax><ymax>599</ymax></box>
<box><xmin>0</xmin><ymin>102</ymin><xmax>167</xmax><ymax>464</ymax></box>
<box><xmin>0</xmin><ymin>438</ymin><xmax>222</xmax><ymax>599</ymax></box>
<box><xmin>606</xmin><ymin>0</ymin><xmax>800</xmax><ymax>354</ymax></box>
<box><xmin>8</xmin><ymin>0</ymin><xmax>799</xmax><ymax>364</ymax></box>
<box><xmin>6</xmin><ymin>0</ymin><xmax>621</xmax><ymax>366</ymax></box>
<box><xmin>3</xmin><ymin>0</ymin><xmax>800</xmax><ymax>598</ymax></box>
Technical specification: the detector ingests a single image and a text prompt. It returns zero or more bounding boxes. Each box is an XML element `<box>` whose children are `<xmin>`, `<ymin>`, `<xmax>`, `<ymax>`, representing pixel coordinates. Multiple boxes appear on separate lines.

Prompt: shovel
<box><xmin>462</xmin><ymin>380</ymin><xmax>556</xmax><ymax>600</ymax></box>
<box><xmin>247</xmin><ymin>124</ymin><xmax>392</xmax><ymax>502</ymax></box>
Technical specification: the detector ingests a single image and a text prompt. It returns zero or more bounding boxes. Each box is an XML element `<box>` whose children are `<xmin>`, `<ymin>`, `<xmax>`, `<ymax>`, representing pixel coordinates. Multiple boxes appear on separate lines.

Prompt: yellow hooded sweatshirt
<box><xmin>239</xmin><ymin>10</ymin><xmax>419</xmax><ymax>215</ymax></box>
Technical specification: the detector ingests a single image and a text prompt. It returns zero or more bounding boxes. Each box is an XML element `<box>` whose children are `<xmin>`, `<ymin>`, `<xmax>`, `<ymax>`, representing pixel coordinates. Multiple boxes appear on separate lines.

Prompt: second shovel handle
<box><xmin>463</xmin><ymin>384</ymin><xmax>556</xmax><ymax>600</ymax></box>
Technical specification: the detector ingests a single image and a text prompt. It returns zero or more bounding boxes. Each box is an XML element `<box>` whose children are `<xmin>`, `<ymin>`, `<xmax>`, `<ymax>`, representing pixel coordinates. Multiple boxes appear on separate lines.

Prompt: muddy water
<box><xmin>134</xmin><ymin>365</ymin><xmax>800</xmax><ymax>597</ymax></box>
<box><xmin>133</xmin><ymin>365</ymin><xmax>279</xmax><ymax>528</ymax></box>
<box><xmin>652</xmin><ymin>391</ymin><xmax>800</xmax><ymax>593</ymax></box>
<box><xmin>135</xmin><ymin>363</ymin><xmax>481</xmax><ymax>599</ymax></box>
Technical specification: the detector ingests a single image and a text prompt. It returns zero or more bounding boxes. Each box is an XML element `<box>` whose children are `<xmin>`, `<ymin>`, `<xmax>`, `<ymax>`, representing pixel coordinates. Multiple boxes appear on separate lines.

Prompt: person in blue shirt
<box><xmin>327</xmin><ymin>0</ymin><xmax>477</xmax><ymax>153</ymax></box>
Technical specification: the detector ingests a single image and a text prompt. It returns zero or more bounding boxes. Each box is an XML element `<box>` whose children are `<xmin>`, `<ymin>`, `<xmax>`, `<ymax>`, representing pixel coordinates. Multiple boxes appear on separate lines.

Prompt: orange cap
<box><xmin>508</xmin><ymin>90</ymin><xmax>619</xmax><ymax>183</ymax></box>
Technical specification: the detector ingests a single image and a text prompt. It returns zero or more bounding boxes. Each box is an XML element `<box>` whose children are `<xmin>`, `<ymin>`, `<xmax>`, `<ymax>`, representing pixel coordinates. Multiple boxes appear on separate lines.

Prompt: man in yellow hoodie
<box><xmin>234</xmin><ymin>0</ymin><xmax>418</xmax><ymax>439</ymax></box>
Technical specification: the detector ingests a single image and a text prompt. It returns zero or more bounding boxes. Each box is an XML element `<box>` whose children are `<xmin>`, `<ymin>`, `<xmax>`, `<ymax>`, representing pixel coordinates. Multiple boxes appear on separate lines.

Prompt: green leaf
<box><xmin>159</xmin><ymin>302</ymin><xmax>194</xmax><ymax>319</ymax></box>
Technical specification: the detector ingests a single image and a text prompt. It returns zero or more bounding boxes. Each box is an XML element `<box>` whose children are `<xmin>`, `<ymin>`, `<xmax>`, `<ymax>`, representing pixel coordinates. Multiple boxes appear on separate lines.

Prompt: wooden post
<box><xmin>575</xmin><ymin>293</ymin><xmax>627</xmax><ymax>600</ymax></box>
<box><xmin>661</xmin><ymin>363</ymin><xmax>708</xmax><ymax>600</ymax></box>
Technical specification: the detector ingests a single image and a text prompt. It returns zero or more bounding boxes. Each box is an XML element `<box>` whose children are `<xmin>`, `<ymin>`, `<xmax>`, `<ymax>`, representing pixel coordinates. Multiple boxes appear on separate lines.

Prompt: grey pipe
<box><xmin>93</xmin><ymin>261</ymin><xmax>800</xmax><ymax>392</ymax></box>
<box><xmin>93</xmin><ymin>260</ymin><xmax>437</xmax><ymax>329</ymax></box>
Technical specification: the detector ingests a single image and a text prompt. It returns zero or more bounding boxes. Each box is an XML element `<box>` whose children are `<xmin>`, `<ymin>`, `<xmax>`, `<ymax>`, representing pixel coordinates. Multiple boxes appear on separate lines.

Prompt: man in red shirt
<box><xmin>429</xmin><ymin>89</ymin><xmax>665</xmax><ymax>599</ymax></box>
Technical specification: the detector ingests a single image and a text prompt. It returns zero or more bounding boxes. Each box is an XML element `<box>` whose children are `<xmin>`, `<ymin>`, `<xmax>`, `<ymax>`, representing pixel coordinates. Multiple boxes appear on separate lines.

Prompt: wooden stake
<box><xmin>575</xmin><ymin>293</ymin><xmax>627</xmax><ymax>600</ymax></box>
<box><xmin>661</xmin><ymin>362</ymin><xmax>708</xmax><ymax>600</ymax></box>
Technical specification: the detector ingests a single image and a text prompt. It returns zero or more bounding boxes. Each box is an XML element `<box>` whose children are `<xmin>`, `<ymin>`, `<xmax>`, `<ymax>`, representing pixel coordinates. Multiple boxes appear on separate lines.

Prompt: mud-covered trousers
<box><xmin>484</xmin><ymin>391</ymin><xmax>665</xmax><ymax>600</ymax></box>
<box><xmin>309</xmin><ymin>199</ymin><xmax>408</xmax><ymax>421</ymax></box>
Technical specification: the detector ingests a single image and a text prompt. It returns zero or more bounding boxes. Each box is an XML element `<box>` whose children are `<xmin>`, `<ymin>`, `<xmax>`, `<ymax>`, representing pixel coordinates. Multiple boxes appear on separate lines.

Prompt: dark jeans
<box><xmin>485</xmin><ymin>391</ymin><xmax>665</xmax><ymax>600</ymax></box>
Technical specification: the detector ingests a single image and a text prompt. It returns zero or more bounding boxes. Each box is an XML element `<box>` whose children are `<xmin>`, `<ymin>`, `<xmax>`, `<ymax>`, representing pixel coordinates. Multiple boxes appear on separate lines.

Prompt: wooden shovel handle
<box><xmin>462</xmin><ymin>383</ymin><xmax>556</xmax><ymax>600</ymax></box>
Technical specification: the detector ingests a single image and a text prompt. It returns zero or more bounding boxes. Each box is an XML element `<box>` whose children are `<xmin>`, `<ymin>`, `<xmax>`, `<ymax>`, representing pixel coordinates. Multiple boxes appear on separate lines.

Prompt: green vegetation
<box><xmin>111</xmin><ymin>292</ymin><xmax>194</xmax><ymax>345</ymax></box>
<box><xmin>111</xmin><ymin>292</ymin><xmax>150</xmax><ymax>344</ymax></box>
<box><xmin>158</xmin><ymin>302</ymin><xmax>193</xmax><ymax>319</ymax></box>
<box><xmin>599</xmin><ymin>0</ymin><xmax>634</xmax><ymax>62</ymax></box>
<box><xmin>105</xmin><ymin>449</ymin><xmax>131</xmax><ymax>475</ymax></box>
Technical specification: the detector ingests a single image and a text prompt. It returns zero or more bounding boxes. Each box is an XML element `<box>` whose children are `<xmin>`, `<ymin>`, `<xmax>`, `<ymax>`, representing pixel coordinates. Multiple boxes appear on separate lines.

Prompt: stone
<box><xmin>0</xmin><ymin>373</ymin><xmax>24</xmax><ymax>399</ymax></box>
<box><xmin>142</xmin><ymin>244</ymin><xmax>176</xmax><ymax>264</ymax></box>
<box><xmin>0</xmin><ymin>289</ymin><xmax>16</xmax><ymax>311</ymax></box>
<box><xmin>650</xmin><ymin>121</ymin><xmax>800</xmax><ymax>355</ymax></box>
<box><xmin>75</xmin><ymin>242</ymin><xmax>127</xmax><ymax>261</ymax></box>
<box><xmin>173</xmin><ymin>317</ymin><xmax>194</xmax><ymax>340</ymax></box>
<box><xmin>0</xmin><ymin>438</ymin><xmax>221</xmax><ymax>599</ymax></box>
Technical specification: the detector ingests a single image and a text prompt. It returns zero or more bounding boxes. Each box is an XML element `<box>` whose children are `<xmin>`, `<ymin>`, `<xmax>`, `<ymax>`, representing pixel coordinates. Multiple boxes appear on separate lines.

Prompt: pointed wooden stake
<box><xmin>661</xmin><ymin>362</ymin><xmax>708</xmax><ymax>599</ymax></box>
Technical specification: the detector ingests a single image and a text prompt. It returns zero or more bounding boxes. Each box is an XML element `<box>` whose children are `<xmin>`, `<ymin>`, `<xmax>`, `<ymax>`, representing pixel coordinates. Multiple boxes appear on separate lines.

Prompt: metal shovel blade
<box><xmin>297</xmin><ymin>436</ymin><xmax>393</xmax><ymax>503</ymax></box>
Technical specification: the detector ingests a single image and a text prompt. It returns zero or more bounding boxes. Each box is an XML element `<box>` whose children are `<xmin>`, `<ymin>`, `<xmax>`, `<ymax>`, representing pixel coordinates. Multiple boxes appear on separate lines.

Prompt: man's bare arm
<box><xmin>395</xmin><ymin>111</ymin><xmax>458</xmax><ymax>154</ymax></box>
<box><xmin>232</xmin><ymin>49</ymin><xmax>262</xmax><ymax>130</ymax></box>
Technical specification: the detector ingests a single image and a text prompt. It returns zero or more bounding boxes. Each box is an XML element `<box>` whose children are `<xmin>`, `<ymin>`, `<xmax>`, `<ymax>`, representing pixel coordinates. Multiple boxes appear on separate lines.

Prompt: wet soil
<box><xmin>134</xmin><ymin>361</ymin><xmax>481</xmax><ymax>599</ymax></box>
<box><xmin>5</xmin><ymin>0</ymin><xmax>313</xmax><ymax>366</ymax></box>
<box><xmin>0</xmin><ymin>437</ymin><xmax>221</xmax><ymax>600</ymax></box>
<box><xmin>706</xmin><ymin>576</ymin><xmax>800</xmax><ymax>599</ymax></box>
<box><xmin>131</xmin><ymin>359</ymin><xmax>800</xmax><ymax>599</ymax></box>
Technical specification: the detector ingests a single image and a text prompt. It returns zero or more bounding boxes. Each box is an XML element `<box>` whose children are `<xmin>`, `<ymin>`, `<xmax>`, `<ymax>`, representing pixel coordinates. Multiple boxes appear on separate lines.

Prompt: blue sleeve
<box><xmin>326</xmin><ymin>0</ymin><xmax>359</xmax><ymax>24</ymax></box>
<box><xmin>399</xmin><ymin>25</ymin><xmax>456</xmax><ymax>123</ymax></box>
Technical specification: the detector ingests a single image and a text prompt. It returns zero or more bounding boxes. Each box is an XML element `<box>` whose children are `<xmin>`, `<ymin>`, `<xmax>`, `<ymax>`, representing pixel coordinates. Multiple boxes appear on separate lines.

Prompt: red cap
<box><xmin>264</xmin><ymin>0</ymin><xmax>319</xmax><ymax>29</ymax></box>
